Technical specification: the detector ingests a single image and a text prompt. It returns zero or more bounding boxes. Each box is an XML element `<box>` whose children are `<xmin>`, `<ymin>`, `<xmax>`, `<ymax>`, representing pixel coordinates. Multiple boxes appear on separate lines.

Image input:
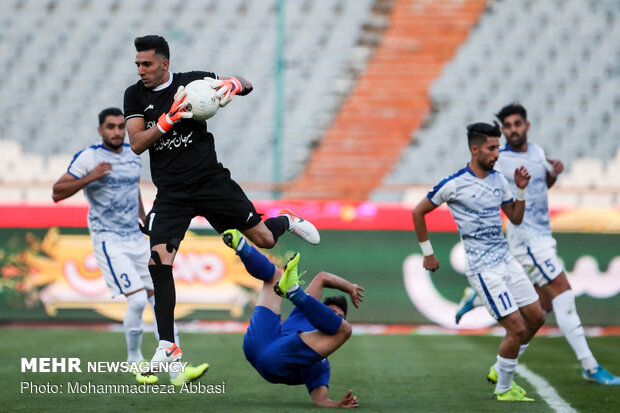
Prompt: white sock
<box><xmin>236</xmin><ymin>236</ymin><xmax>247</xmax><ymax>252</ymax></box>
<box><xmin>518</xmin><ymin>343</ymin><xmax>529</xmax><ymax>359</ymax></box>
<box><xmin>552</xmin><ymin>290</ymin><xmax>596</xmax><ymax>370</ymax></box>
<box><xmin>473</xmin><ymin>294</ymin><xmax>483</xmax><ymax>307</ymax></box>
<box><xmin>495</xmin><ymin>355</ymin><xmax>518</xmax><ymax>393</ymax></box>
<box><xmin>148</xmin><ymin>294</ymin><xmax>180</xmax><ymax>345</ymax></box>
<box><xmin>158</xmin><ymin>339</ymin><xmax>174</xmax><ymax>348</ymax></box>
<box><xmin>124</xmin><ymin>290</ymin><xmax>148</xmax><ymax>362</ymax></box>
<box><xmin>279</xmin><ymin>212</ymin><xmax>293</xmax><ymax>228</ymax></box>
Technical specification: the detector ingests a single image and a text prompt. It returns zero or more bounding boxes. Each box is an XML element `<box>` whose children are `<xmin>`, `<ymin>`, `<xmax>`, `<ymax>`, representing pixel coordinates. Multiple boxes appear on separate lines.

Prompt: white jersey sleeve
<box><xmin>67</xmin><ymin>147</ymin><xmax>96</xmax><ymax>179</ymax></box>
<box><xmin>427</xmin><ymin>177</ymin><xmax>457</xmax><ymax>206</ymax></box>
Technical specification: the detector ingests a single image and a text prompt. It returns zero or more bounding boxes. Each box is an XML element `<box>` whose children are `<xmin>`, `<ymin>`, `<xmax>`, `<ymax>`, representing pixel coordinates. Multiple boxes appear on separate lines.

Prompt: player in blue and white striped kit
<box><xmin>492</xmin><ymin>103</ymin><xmax>617</xmax><ymax>385</ymax></box>
<box><xmin>52</xmin><ymin>108</ymin><xmax>207</xmax><ymax>385</ymax></box>
<box><xmin>412</xmin><ymin>122</ymin><xmax>545</xmax><ymax>401</ymax></box>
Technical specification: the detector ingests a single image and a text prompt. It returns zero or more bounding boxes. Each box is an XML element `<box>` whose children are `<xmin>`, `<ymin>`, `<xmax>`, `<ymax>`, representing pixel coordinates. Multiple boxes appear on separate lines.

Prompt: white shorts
<box><xmin>509</xmin><ymin>237</ymin><xmax>563</xmax><ymax>287</ymax></box>
<box><xmin>467</xmin><ymin>257</ymin><xmax>539</xmax><ymax>320</ymax></box>
<box><xmin>93</xmin><ymin>237</ymin><xmax>153</xmax><ymax>297</ymax></box>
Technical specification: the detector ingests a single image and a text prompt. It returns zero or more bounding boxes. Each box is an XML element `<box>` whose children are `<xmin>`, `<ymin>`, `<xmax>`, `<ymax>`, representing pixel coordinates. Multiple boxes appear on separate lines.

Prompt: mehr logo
<box><xmin>21</xmin><ymin>358</ymin><xmax>188</xmax><ymax>374</ymax></box>
<box><xmin>21</xmin><ymin>358</ymin><xmax>82</xmax><ymax>373</ymax></box>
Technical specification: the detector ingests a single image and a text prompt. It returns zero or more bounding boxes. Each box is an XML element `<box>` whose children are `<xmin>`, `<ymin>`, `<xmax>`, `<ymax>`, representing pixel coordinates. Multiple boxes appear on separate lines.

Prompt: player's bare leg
<box><xmin>487</xmin><ymin>311</ymin><xmax>535</xmax><ymax>400</ymax></box>
<box><xmin>517</xmin><ymin>301</ymin><xmax>545</xmax><ymax>345</ymax></box>
<box><xmin>498</xmin><ymin>311</ymin><xmax>529</xmax><ymax>359</ymax></box>
<box><xmin>255</xmin><ymin>269</ymin><xmax>284</xmax><ymax>315</ymax></box>
<box><xmin>534</xmin><ymin>284</ymin><xmax>553</xmax><ymax>312</ymax></box>
<box><xmin>242</xmin><ymin>221</ymin><xmax>278</xmax><ymax>249</ymax></box>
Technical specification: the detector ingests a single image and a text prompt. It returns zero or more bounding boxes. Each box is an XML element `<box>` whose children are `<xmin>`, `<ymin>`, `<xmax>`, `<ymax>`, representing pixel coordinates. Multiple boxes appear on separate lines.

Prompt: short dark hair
<box><xmin>98</xmin><ymin>107</ymin><xmax>123</xmax><ymax>125</ymax></box>
<box><xmin>323</xmin><ymin>296</ymin><xmax>348</xmax><ymax>318</ymax></box>
<box><xmin>466</xmin><ymin>121</ymin><xmax>501</xmax><ymax>147</ymax></box>
<box><xmin>134</xmin><ymin>35</ymin><xmax>170</xmax><ymax>60</ymax></box>
<box><xmin>496</xmin><ymin>103</ymin><xmax>527</xmax><ymax>124</ymax></box>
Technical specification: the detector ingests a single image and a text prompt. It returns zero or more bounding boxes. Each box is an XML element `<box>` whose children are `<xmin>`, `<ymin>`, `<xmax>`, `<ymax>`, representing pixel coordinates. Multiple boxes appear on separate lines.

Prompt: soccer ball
<box><xmin>184</xmin><ymin>79</ymin><xmax>220</xmax><ymax>120</ymax></box>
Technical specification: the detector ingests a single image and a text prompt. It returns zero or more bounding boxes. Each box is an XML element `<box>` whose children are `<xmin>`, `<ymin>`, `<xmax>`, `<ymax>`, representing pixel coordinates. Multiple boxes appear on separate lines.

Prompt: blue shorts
<box><xmin>243</xmin><ymin>306</ymin><xmax>325</xmax><ymax>385</ymax></box>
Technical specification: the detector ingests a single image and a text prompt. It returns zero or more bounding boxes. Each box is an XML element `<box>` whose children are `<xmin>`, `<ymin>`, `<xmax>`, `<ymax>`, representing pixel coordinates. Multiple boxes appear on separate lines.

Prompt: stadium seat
<box><xmin>373</xmin><ymin>0</ymin><xmax>620</xmax><ymax>201</ymax></box>
<box><xmin>0</xmin><ymin>0</ymin><xmax>375</xmax><ymax>189</ymax></box>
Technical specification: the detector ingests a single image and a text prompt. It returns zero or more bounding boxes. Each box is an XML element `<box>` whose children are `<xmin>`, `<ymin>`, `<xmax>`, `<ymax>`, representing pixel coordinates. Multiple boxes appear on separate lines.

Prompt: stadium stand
<box><xmin>372</xmin><ymin>0</ymin><xmax>620</xmax><ymax>204</ymax></box>
<box><xmin>0</xmin><ymin>0</ymin><xmax>374</xmax><ymax>199</ymax></box>
<box><xmin>285</xmin><ymin>0</ymin><xmax>487</xmax><ymax>200</ymax></box>
<box><xmin>0</xmin><ymin>0</ymin><xmax>618</xmax><ymax>205</ymax></box>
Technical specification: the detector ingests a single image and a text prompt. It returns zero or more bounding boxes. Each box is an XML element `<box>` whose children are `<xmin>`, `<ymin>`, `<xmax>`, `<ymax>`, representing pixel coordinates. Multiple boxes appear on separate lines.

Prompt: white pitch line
<box><xmin>517</xmin><ymin>364</ymin><xmax>578</xmax><ymax>413</ymax></box>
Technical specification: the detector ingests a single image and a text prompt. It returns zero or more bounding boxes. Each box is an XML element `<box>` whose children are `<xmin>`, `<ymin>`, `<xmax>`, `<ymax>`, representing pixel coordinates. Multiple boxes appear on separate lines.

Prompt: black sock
<box><xmin>148</xmin><ymin>264</ymin><xmax>176</xmax><ymax>343</ymax></box>
<box><xmin>264</xmin><ymin>216</ymin><xmax>289</xmax><ymax>244</ymax></box>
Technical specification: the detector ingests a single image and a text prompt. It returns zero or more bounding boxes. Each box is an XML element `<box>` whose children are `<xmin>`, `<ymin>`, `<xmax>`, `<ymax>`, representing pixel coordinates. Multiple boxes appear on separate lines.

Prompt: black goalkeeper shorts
<box><xmin>145</xmin><ymin>168</ymin><xmax>262</xmax><ymax>248</ymax></box>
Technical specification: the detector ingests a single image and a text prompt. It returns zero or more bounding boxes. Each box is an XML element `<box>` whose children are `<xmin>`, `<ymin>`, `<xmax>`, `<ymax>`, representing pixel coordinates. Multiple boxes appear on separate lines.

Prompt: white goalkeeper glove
<box><xmin>205</xmin><ymin>77</ymin><xmax>242</xmax><ymax>107</ymax></box>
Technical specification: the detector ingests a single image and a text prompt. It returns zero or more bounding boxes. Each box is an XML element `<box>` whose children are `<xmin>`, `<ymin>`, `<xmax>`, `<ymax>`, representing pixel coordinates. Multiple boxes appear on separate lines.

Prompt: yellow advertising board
<box><xmin>25</xmin><ymin>229</ymin><xmax>264</xmax><ymax>322</ymax></box>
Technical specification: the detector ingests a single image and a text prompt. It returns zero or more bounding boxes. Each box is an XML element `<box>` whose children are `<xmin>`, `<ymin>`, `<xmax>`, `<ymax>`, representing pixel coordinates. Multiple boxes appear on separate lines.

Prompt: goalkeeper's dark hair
<box><xmin>98</xmin><ymin>107</ymin><xmax>123</xmax><ymax>125</ymax></box>
<box><xmin>466</xmin><ymin>121</ymin><xmax>501</xmax><ymax>147</ymax></box>
<box><xmin>496</xmin><ymin>103</ymin><xmax>527</xmax><ymax>124</ymax></box>
<box><xmin>134</xmin><ymin>35</ymin><xmax>170</xmax><ymax>60</ymax></box>
<box><xmin>323</xmin><ymin>296</ymin><xmax>348</xmax><ymax>318</ymax></box>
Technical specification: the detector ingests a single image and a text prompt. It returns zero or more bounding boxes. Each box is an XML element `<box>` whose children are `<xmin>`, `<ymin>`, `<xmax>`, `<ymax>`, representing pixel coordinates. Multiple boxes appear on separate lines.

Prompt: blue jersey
<box><xmin>67</xmin><ymin>143</ymin><xmax>143</xmax><ymax>243</ymax></box>
<box><xmin>427</xmin><ymin>165</ymin><xmax>513</xmax><ymax>274</ymax></box>
<box><xmin>495</xmin><ymin>143</ymin><xmax>552</xmax><ymax>246</ymax></box>
<box><xmin>243</xmin><ymin>306</ymin><xmax>330</xmax><ymax>392</ymax></box>
<box><xmin>280</xmin><ymin>308</ymin><xmax>331</xmax><ymax>392</ymax></box>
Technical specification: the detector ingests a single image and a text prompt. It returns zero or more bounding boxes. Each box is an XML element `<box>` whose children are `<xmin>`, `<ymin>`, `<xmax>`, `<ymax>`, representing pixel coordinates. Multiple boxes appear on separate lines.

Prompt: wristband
<box><xmin>419</xmin><ymin>240</ymin><xmax>434</xmax><ymax>256</ymax></box>
<box><xmin>157</xmin><ymin>113</ymin><xmax>173</xmax><ymax>133</ymax></box>
<box><xmin>516</xmin><ymin>187</ymin><xmax>526</xmax><ymax>201</ymax></box>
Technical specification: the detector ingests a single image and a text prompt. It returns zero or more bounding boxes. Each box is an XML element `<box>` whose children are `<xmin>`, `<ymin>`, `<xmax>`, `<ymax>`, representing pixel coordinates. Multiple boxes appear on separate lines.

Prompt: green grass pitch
<box><xmin>3</xmin><ymin>328</ymin><xmax>619</xmax><ymax>412</ymax></box>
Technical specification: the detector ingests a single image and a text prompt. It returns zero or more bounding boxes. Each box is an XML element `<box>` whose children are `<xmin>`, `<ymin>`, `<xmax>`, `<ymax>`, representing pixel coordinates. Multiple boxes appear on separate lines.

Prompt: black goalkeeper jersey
<box><xmin>124</xmin><ymin>71</ymin><xmax>222</xmax><ymax>188</ymax></box>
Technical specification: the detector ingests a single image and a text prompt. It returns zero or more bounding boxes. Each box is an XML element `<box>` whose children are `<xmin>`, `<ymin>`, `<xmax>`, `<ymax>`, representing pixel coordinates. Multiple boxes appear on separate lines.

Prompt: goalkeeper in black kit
<box><xmin>123</xmin><ymin>35</ymin><xmax>320</xmax><ymax>371</ymax></box>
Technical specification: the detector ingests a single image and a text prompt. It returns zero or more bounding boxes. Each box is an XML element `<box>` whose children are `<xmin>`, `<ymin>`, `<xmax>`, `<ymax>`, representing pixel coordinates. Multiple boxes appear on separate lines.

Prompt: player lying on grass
<box><xmin>412</xmin><ymin>121</ymin><xmax>545</xmax><ymax>401</ymax></box>
<box><xmin>52</xmin><ymin>108</ymin><xmax>208</xmax><ymax>386</ymax></box>
<box><xmin>455</xmin><ymin>103</ymin><xmax>620</xmax><ymax>386</ymax></box>
<box><xmin>222</xmin><ymin>229</ymin><xmax>363</xmax><ymax>408</ymax></box>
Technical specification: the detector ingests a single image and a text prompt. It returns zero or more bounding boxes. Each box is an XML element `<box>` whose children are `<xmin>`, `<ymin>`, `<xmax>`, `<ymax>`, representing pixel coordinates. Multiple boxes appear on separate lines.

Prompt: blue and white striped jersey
<box><xmin>427</xmin><ymin>165</ymin><xmax>514</xmax><ymax>274</ymax></box>
<box><xmin>67</xmin><ymin>143</ymin><xmax>142</xmax><ymax>242</ymax></box>
<box><xmin>495</xmin><ymin>143</ymin><xmax>552</xmax><ymax>246</ymax></box>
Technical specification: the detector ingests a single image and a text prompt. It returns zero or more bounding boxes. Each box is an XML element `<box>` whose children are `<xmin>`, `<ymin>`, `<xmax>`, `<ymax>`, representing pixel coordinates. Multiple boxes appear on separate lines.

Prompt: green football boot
<box><xmin>274</xmin><ymin>253</ymin><xmax>304</xmax><ymax>297</ymax></box>
<box><xmin>170</xmin><ymin>363</ymin><xmax>210</xmax><ymax>387</ymax></box>
<box><xmin>488</xmin><ymin>365</ymin><xmax>527</xmax><ymax>396</ymax></box>
<box><xmin>495</xmin><ymin>387</ymin><xmax>534</xmax><ymax>401</ymax></box>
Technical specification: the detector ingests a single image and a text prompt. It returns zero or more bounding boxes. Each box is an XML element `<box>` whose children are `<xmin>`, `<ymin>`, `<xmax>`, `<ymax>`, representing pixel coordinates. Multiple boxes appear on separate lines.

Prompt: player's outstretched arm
<box><xmin>501</xmin><ymin>165</ymin><xmax>530</xmax><ymax>225</ymax></box>
<box><xmin>305</xmin><ymin>272</ymin><xmax>364</xmax><ymax>308</ymax></box>
<box><xmin>311</xmin><ymin>386</ymin><xmax>358</xmax><ymax>408</ymax></box>
<box><xmin>52</xmin><ymin>163</ymin><xmax>111</xmax><ymax>202</ymax></box>
<box><xmin>412</xmin><ymin>197</ymin><xmax>440</xmax><ymax>272</ymax></box>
